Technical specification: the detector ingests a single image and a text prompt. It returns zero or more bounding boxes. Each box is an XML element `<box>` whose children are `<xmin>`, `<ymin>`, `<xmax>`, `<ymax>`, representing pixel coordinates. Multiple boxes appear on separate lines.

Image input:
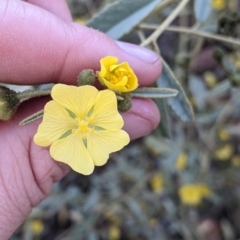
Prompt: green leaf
<box><xmin>131</xmin><ymin>87</ymin><xmax>178</xmax><ymax>99</ymax></box>
<box><xmin>19</xmin><ymin>109</ymin><xmax>44</xmax><ymax>125</ymax></box>
<box><xmin>87</xmin><ymin>0</ymin><xmax>161</xmax><ymax>39</ymax></box>
<box><xmin>155</xmin><ymin>99</ymin><xmax>172</xmax><ymax>138</ymax></box>
<box><xmin>194</xmin><ymin>0</ymin><xmax>212</xmax><ymax>22</ymax></box>
<box><xmin>189</xmin><ymin>75</ymin><xmax>207</xmax><ymax>111</ymax></box>
<box><xmin>157</xmin><ymin>59</ymin><xmax>194</xmax><ymax>122</ymax></box>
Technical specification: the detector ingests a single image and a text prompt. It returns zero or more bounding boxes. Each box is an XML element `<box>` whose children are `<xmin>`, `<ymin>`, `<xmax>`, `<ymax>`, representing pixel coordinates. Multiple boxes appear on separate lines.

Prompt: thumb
<box><xmin>0</xmin><ymin>0</ymin><xmax>161</xmax><ymax>87</ymax></box>
<box><xmin>1</xmin><ymin>0</ymin><xmax>161</xmax><ymax>139</ymax></box>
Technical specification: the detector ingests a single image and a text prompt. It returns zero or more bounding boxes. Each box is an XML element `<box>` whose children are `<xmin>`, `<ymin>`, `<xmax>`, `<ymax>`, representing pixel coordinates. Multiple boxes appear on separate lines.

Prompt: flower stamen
<box><xmin>72</xmin><ymin>116</ymin><xmax>95</xmax><ymax>139</ymax></box>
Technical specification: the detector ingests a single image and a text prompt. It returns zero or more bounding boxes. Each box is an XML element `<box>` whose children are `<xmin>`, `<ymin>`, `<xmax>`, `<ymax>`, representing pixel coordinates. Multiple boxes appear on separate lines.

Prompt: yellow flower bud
<box><xmin>97</xmin><ymin>56</ymin><xmax>138</xmax><ymax>93</ymax></box>
<box><xmin>150</xmin><ymin>173</ymin><xmax>164</xmax><ymax>193</ymax></box>
<box><xmin>175</xmin><ymin>152</ymin><xmax>187</xmax><ymax>171</ymax></box>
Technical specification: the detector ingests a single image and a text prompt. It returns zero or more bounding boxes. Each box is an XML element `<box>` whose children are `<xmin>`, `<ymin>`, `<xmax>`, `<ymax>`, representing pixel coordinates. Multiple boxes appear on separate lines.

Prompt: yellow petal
<box><xmin>34</xmin><ymin>101</ymin><xmax>76</xmax><ymax>147</ymax></box>
<box><xmin>50</xmin><ymin>133</ymin><xmax>94</xmax><ymax>175</ymax></box>
<box><xmin>87</xmin><ymin>130</ymin><xmax>130</xmax><ymax>166</ymax></box>
<box><xmin>91</xmin><ymin>90</ymin><xmax>124</xmax><ymax>129</ymax></box>
<box><xmin>100</xmin><ymin>56</ymin><xmax>118</xmax><ymax>71</ymax></box>
<box><xmin>118</xmin><ymin>63</ymin><xmax>138</xmax><ymax>91</ymax></box>
<box><xmin>103</xmin><ymin>77</ymin><xmax>128</xmax><ymax>91</ymax></box>
<box><xmin>51</xmin><ymin>84</ymin><xmax>98</xmax><ymax>117</ymax></box>
<box><xmin>109</xmin><ymin>64</ymin><xmax>119</xmax><ymax>72</ymax></box>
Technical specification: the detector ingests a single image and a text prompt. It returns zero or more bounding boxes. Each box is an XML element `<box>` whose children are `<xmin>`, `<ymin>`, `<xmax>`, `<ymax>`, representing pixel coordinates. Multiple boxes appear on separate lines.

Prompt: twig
<box><xmin>152</xmin><ymin>40</ymin><xmax>161</xmax><ymax>55</ymax></box>
<box><xmin>140</xmin><ymin>24</ymin><xmax>240</xmax><ymax>46</ymax></box>
<box><xmin>136</xmin><ymin>29</ymin><xmax>146</xmax><ymax>43</ymax></box>
<box><xmin>140</xmin><ymin>0</ymin><xmax>190</xmax><ymax>47</ymax></box>
<box><xmin>17</xmin><ymin>89</ymin><xmax>51</xmax><ymax>103</ymax></box>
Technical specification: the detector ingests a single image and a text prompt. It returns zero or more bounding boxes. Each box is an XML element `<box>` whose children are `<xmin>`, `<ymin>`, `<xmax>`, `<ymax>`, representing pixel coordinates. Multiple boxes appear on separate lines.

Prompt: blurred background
<box><xmin>11</xmin><ymin>0</ymin><xmax>240</xmax><ymax>239</ymax></box>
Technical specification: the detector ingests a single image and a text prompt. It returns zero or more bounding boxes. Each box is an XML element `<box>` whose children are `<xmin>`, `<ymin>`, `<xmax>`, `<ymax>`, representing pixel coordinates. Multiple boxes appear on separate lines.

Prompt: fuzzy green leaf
<box><xmin>155</xmin><ymin>99</ymin><xmax>172</xmax><ymax>138</ymax></box>
<box><xmin>131</xmin><ymin>87</ymin><xmax>178</xmax><ymax>99</ymax></box>
<box><xmin>194</xmin><ymin>0</ymin><xmax>212</xmax><ymax>22</ymax></box>
<box><xmin>19</xmin><ymin>109</ymin><xmax>44</xmax><ymax>125</ymax></box>
<box><xmin>87</xmin><ymin>0</ymin><xmax>161</xmax><ymax>39</ymax></box>
<box><xmin>157</xmin><ymin>59</ymin><xmax>194</xmax><ymax>122</ymax></box>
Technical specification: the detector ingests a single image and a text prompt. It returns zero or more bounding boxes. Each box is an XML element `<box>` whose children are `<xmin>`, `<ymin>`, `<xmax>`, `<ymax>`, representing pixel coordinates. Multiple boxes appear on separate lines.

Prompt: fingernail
<box><xmin>116</xmin><ymin>41</ymin><xmax>159</xmax><ymax>64</ymax></box>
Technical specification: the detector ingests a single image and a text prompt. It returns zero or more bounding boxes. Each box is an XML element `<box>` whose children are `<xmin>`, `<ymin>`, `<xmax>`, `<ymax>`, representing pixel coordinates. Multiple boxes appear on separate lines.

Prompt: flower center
<box><xmin>110</xmin><ymin>68</ymin><xmax>130</xmax><ymax>84</ymax></box>
<box><xmin>72</xmin><ymin>117</ymin><xmax>94</xmax><ymax>139</ymax></box>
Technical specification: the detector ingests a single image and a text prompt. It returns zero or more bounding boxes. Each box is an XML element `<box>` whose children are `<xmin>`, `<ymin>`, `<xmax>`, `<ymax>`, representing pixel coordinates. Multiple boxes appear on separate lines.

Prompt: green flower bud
<box><xmin>117</xmin><ymin>94</ymin><xmax>132</xmax><ymax>112</ymax></box>
<box><xmin>0</xmin><ymin>86</ymin><xmax>20</xmax><ymax>121</ymax></box>
<box><xmin>77</xmin><ymin>69</ymin><xmax>96</xmax><ymax>86</ymax></box>
<box><xmin>213</xmin><ymin>47</ymin><xmax>224</xmax><ymax>62</ymax></box>
<box><xmin>176</xmin><ymin>53</ymin><xmax>190</xmax><ymax>68</ymax></box>
<box><xmin>230</xmin><ymin>73</ymin><xmax>240</xmax><ymax>87</ymax></box>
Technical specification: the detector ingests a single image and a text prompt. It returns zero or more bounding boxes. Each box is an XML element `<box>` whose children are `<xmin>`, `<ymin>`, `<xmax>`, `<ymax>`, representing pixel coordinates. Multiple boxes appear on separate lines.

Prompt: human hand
<box><xmin>0</xmin><ymin>0</ymin><xmax>161</xmax><ymax>238</ymax></box>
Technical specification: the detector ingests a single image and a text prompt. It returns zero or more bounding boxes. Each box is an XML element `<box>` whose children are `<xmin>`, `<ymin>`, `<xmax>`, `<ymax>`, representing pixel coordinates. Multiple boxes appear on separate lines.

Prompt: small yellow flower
<box><xmin>211</xmin><ymin>0</ymin><xmax>226</xmax><ymax>10</ymax></box>
<box><xmin>232</xmin><ymin>155</ymin><xmax>240</xmax><ymax>167</ymax></box>
<box><xmin>203</xmin><ymin>71</ymin><xmax>217</xmax><ymax>88</ymax></box>
<box><xmin>214</xmin><ymin>144</ymin><xmax>234</xmax><ymax>161</ymax></box>
<box><xmin>108</xmin><ymin>225</ymin><xmax>121</xmax><ymax>240</ymax></box>
<box><xmin>150</xmin><ymin>173</ymin><xmax>164</xmax><ymax>193</ymax></box>
<box><xmin>30</xmin><ymin>219</ymin><xmax>44</xmax><ymax>235</ymax></box>
<box><xmin>179</xmin><ymin>184</ymin><xmax>212</xmax><ymax>206</ymax></box>
<box><xmin>218</xmin><ymin>129</ymin><xmax>230</xmax><ymax>141</ymax></box>
<box><xmin>236</xmin><ymin>60</ymin><xmax>240</xmax><ymax>69</ymax></box>
<box><xmin>175</xmin><ymin>152</ymin><xmax>187</xmax><ymax>171</ymax></box>
<box><xmin>34</xmin><ymin>84</ymin><xmax>130</xmax><ymax>175</ymax></box>
<box><xmin>97</xmin><ymin>56</ymin><xmax>138</xmax><ymax>93</ymax></box>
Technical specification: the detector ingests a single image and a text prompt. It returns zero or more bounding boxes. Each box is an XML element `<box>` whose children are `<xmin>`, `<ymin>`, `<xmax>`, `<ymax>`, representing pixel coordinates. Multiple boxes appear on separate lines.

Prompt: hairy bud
<box><xmin>77</xmin><ymin>69</ymin><xmax>96</xmax><ymax>86</ymax></box>
<box><xmin>117</xmin><ymin>94</ymin><xmax>132</xmax><ymax>112</ymax></box>
<box><xmin>0</xmin><ymin>86</ymin><xmax>20</xmax><ymax>121</ymax></box>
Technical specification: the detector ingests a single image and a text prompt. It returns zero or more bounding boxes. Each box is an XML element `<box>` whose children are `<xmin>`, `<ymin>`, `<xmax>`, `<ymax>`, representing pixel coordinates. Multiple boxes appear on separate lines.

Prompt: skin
<box><xmin>0</xmin><ymin>0</ymin><xmax>161</xmax><ymax>238</ymax></box>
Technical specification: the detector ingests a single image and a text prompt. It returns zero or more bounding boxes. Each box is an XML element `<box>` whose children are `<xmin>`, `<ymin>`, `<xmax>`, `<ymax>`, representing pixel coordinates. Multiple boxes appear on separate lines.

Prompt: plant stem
<box><xmin>140</xmin><ymin>24</ymin><xmax>240</xmax><ymax>46</ymax></box>
<box><xmin>17</xmin><ymin>88</ymin><xmax>52</xmax><ymax>103</ymax></box>
<box><xmin>140</xmin><ymin>0</ymin><xmax>190</xmax><ymax>47</ymax></box>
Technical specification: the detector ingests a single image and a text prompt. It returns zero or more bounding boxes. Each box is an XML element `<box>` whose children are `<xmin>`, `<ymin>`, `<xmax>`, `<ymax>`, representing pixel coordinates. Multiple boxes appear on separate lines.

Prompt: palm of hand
<box><xmin>0</xmin><ymin>100</ymin><xmax>69</xmax><ymax>224</ymax></box>
<box><xmin>0</xmin><ymin>0</ymin><xmax>161</xmax><ymax>237</ymax></box>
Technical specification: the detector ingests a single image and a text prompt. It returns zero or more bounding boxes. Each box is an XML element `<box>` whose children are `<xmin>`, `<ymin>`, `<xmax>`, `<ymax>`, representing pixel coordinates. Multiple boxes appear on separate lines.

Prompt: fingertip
<box><xmin>115</xmin><ymin>41</ymin><xmax>162</xmax><ymax>86</ymax></box>
<box><xmin>60</xmin><ymin>26</ymin><xmax>162</xmax><ymax>86</ymax></box>
<box><xmin>122</xmin><ymin>98</ymin><xmax>160</xmax><ymax>140</ymax></box>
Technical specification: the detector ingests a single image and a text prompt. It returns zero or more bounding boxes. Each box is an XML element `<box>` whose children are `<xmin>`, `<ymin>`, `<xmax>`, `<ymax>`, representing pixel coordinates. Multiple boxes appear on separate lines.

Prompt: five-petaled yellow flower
<box><xmin>34</xmin><ymin>84</ymin><xmax>130</xmax><ymax>175</ymax></box>
<box><xmin>179</xmin><ymin>183</ymin><xmax>212</xmax><ymax>206</ymax></box>
<box><xmin>97</xmin><ymin>56</ymin><xmax>138</xmax><ymax>93</ymax></box>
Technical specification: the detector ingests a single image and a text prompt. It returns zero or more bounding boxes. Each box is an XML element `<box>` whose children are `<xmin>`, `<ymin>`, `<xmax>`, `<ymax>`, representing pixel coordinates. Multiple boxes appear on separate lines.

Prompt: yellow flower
<box><xmin>175</xmin><ymin>152</ymin><xmax>187</xmax><ymax>171</ymax></box>
<box><xmin>30</xmin><ymin>219</ymin><xmax>44</xmax><ymax>235</ymax></box>
<box><xmin>218</xmin><ymin>129</ymin><xmax>230</xmax><ymax>141</ymax></box>
<box><xmin>232</xmin><ymin>155</ymin><xmax>240</xmax><ymax>167</ymax></box>
<box><xmin>34</xmin><ymin>84</ymin><xmax>130</xmax><ymax>175</ymax></box>
<box><xmin>203</xmin><ymin>71</ymin><xmax>217</xmax><ymax>88</ymax></box>
<box><xmin>214</xmin><ymin>144</ymin><xmax>234</xmax><ymax>161</ymax></box>
<box><xmin>97</xmin><ymin>56</ymin><xmax>138</xmax><ymax>93</ymax></box>
<box><xmin>108</xmin><ymin>225</ymin><xmax>121</xmax><ymax>240</ymax></box>
<box><xmin>211</xmin><ymin>0</ymin><xmax>226</xmax><ymax>10</ymax></box>
<box><xmin>150</xmin><ymin>173</ymin><xmax>164</xmax><ymax>193</ymax></box>
<box><xmin>179</xmin><ymin>184</ymin><xmax>212</xmax><ymax>206</ymax></box>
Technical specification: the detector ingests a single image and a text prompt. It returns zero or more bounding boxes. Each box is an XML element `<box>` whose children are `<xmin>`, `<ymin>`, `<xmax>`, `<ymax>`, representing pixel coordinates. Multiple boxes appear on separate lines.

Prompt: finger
<box><xmin>0</xmin><ymin>0</ymin><xmax>162</xmax><ymax>86</ymax></box>
<box><xmin>21</xmin><ymin>0</ymin><xmax>72</xmax><ymax>22</ymax></box>
<box><xmin>122</xmin><ymin>98</ymin><xmax>160</xmax><ymax>139</ymax></box>
<box><xmin>6</xmin><ymin>97</ymin><xmax>160</xmax><ymax>143</ymax></box>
